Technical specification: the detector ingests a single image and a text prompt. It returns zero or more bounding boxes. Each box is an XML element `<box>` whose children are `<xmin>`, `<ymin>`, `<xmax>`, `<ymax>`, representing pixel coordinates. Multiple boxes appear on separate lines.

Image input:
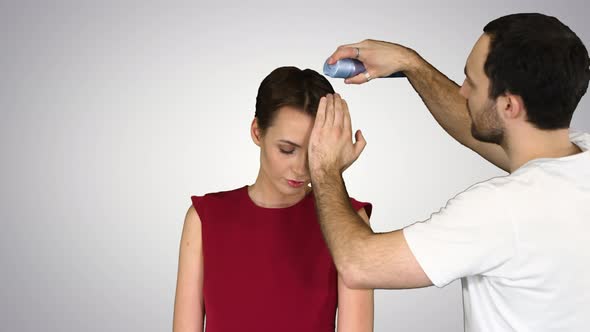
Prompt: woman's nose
<box><xmin>293</xmin><ymin>154</ymin><xmax>309</xmax><ymax>177</ymax></box>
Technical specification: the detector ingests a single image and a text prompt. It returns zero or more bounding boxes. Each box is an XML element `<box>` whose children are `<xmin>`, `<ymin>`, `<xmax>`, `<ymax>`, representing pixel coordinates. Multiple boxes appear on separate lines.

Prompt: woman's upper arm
<box><xmin>337</xmin><ymin>207</ymin><xmax>374</xmax><ymax>332</ymax></box>
<box><xmin>173</xmin><ymin>205</ymin><xmax>205</xmax><ymax>332</ymax></box>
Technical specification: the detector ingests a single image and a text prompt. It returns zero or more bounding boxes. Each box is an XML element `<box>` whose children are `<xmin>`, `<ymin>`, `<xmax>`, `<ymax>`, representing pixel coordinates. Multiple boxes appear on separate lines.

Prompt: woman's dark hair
<box><xmin>483</xmin><ymin>13</ymin><xmax>590</xmax><ymax>129</ymax></box>
<box><xmin>255</xmin><ymin>66</ymin><xmax>335</xmax><ymax>133</ymax></box>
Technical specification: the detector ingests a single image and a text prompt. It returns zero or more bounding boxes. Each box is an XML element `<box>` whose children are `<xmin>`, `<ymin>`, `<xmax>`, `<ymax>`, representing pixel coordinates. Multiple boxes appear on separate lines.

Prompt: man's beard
<box><xmin>468</xmin><ymin>99</ymin><xmax>505</xmax><ymax>145</ymax></box>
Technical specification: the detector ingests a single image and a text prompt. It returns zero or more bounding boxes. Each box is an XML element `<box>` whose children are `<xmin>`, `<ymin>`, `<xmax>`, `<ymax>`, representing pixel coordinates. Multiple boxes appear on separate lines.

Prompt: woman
<box><xmin>173</xmin><ymin>66</ymin><xmax>373</xmax><ymax>332</ymax></box>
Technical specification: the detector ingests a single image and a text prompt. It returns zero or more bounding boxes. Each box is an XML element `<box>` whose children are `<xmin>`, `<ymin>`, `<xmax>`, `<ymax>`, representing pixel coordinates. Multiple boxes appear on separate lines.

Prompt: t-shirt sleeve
<box><xmin>349</xmin><ymin>197</ymin><xmax>372</xmax><ymax>218</ymax></box>
<box><xmin>403</xmin><ymin>182</ymin><xmax>516</xmax><ymax>287</ymax></box>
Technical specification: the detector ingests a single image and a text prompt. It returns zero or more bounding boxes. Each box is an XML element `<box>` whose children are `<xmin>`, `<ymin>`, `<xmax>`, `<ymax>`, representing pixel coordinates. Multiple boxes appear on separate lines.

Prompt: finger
<box><xmin>327</xmin><ymin>43</ymin><xmax>362</xmax><ymax>64</ymax></box>
<box><xmin>344</xmin><ymin>69</ymin><xmax>374</xmax><ymax>85</ymax></box>
<box><xmin>342</xmin><ymin>99</ymin><xmax>351</xmax><ymax>132</ymax></box>
<box><xmin>324</xmin><ymin>94</ymin><xmax>335</xmax><ymax>127</ymax></box>
<box><xmin>333</xmin><ymin>94</ymin><xmax>344</xmax><ymax>129</ymax></box>
<box><xmin>344</xmin><ymin>73</ymin><xmax>366</xmax><ymax>85</ymax></box>
<box><xmin>314</xmin><ymin>96</ymin><xmax>327</xmax><ymax>129</ymax></box>
<box><xmin>353</xmin><ymin>130</ymin><xmax>367</xmax><ymax>158</ymax></box>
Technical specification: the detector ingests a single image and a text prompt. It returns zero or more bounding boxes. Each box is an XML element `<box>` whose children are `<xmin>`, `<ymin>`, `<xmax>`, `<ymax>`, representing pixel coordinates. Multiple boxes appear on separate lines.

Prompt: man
<box><xmin>308</xmin><ymin>13</ymin><xmax>590</xmax><ymax>331</ymax></box>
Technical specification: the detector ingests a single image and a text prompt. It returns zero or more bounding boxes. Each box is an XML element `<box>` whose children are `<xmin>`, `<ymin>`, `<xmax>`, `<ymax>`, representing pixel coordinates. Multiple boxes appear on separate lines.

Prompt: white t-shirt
<box><xmin>404</xmin><ymin>131</ymin><xmax>590</xmax><ymax>332</ymax></box>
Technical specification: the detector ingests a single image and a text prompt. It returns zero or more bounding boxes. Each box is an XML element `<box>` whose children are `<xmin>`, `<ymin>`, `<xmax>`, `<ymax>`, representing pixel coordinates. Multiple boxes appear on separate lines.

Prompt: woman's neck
<box><xmin>248</xmin><ymin>174</ymin><xmax>311</xmax><ymax>208</ymax></box>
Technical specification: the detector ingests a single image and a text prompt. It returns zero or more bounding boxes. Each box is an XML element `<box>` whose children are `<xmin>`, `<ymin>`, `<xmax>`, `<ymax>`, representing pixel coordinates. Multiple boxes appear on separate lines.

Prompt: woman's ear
<box><xmin>251</xmin><ymin>118</ymin><xmax>262</xmax><ymax>146</ymax></box>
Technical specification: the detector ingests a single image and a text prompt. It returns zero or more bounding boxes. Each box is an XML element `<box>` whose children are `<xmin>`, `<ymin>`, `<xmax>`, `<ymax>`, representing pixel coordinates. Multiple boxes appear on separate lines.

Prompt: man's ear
<box><xmin>499</xmin><ymin>93</ymin><xmax>526</xmax><ymax>121</ymax></box>
<box><xmin>251</xmin><ymin>118</ymin><xmax>262</xmax><ymax>146</ymax></box>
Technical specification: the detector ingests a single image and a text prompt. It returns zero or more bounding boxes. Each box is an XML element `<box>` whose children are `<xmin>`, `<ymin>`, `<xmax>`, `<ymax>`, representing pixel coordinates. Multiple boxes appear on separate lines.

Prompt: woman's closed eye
<box><xmin>278</xmin><ymin>140</ymin><xmax>301</xmax><ymax>155</ymax></box>
<box><xmin>279</xmin><ymin>147</ymin><xmax>295</xmax><ymax>155</ymax></box>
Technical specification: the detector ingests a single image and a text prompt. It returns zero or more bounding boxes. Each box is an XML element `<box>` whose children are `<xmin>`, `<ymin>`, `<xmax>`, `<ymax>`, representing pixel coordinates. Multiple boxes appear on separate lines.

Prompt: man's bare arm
<box><xmin>328</xmin><ymin>40</ymin><xmax>510</xmax><ymax>172</ymax></box>
<box><xmin>405</xmin><ymin>53</ymin><xmax>509</xmax><ymax>172</ymax></box>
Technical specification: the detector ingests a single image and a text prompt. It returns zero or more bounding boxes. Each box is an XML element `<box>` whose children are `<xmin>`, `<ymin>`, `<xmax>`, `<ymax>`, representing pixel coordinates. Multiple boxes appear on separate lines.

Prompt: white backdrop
<box><xmin>1</xmin><ymin>1</ymin><xmax>589</xmax><ymax>331</ymax></box>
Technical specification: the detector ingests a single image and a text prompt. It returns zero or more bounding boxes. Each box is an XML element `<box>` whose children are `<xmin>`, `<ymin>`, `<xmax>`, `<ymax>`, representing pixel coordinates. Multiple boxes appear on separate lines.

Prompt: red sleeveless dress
<box><xmin>191</xmin><ymin>186</ymin><xmax>372</xmax><ymax>332</ymax></box>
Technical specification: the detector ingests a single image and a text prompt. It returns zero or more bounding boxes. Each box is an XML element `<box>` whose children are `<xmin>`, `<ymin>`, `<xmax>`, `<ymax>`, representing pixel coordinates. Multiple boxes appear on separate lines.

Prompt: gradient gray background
<box><xmin>1</xmin><ymin>1</ymin><xmax>588</xmax><ymax>331</ymax></box>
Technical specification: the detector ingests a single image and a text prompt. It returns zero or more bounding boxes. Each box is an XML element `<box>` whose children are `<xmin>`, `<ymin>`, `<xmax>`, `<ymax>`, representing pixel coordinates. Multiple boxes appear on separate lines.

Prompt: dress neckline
<box><xmin>242</xmin><ymin>185</ymin><xmax>313</xmax><ymax>211</ymax></box>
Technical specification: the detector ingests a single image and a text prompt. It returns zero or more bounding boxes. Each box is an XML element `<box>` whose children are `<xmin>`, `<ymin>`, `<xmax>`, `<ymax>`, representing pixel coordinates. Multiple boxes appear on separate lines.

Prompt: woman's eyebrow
<box><xmin>278</xmin><ymin>139</ymin><xmax>301</xmax><ymax>148</ymax></box>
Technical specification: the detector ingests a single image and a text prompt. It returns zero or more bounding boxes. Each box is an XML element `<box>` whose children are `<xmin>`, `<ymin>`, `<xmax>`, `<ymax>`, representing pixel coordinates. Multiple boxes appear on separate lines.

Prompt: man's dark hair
<box><xmin>483</xmin><ymin>13</ymin><xmax>590</xmax><ymax>129</ymax></box>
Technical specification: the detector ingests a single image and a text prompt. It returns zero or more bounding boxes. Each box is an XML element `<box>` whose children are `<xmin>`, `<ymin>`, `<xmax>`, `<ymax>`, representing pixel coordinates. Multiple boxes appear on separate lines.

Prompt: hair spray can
<box><xmin>323</xmin><ymin>58</ymin><xmax>405</xmax><ymax>79</ymax></box>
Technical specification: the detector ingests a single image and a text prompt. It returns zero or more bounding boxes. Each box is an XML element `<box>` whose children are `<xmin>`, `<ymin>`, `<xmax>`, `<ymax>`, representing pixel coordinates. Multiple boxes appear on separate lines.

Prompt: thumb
<box><xmin>353</xmin><ymin>130</ymin><xmax>367</xmax><ymax>158</ymax></box>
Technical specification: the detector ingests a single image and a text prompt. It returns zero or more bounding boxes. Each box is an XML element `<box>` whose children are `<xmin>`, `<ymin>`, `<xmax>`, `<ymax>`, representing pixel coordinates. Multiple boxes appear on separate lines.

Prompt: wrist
<box><xmin>310</xmin><ymin>166</ymin><xmax>342</xmax><ymax>186</ymax></box>
<box><xmin>401</xmin><ymin>48</ymin><xmax>424</xmax><ymax>76</ymax></box>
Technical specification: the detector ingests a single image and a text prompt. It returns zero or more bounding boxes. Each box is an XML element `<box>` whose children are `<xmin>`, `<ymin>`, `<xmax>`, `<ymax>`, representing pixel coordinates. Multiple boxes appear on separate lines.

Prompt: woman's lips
<box><xmin>287</xmin><ymin>179</ymin><xmax>305</xmax><ymax>188</ymax></box>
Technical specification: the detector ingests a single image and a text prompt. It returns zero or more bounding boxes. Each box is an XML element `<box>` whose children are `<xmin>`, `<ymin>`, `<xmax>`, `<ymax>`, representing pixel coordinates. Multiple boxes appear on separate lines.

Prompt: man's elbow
<box><xmin>338</xmin><ymin>233</ymin><xmax>373</xmax><ymax>289</ymax></box>
<box><xmin>338</xmin><ymin>260</ymin><xmax>367</xmax><ymax>289</ymax></box>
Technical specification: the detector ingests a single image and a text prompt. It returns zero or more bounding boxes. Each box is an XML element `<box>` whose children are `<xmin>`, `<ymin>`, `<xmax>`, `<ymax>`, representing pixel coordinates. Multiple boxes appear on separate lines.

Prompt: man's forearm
<box><xmin>404</xmin><ymin>52</ymin><xmax>472</xmax><ymax>144</ymax></box>
<box><xmin>403</xmin><ymin>51</ymin><xmax>510</xmax><ymax>171</ymax></box>
<box><xmin>312</xmin><ymin>170</ymin><xmax>372</xmax><ymax>275</ymax></box>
